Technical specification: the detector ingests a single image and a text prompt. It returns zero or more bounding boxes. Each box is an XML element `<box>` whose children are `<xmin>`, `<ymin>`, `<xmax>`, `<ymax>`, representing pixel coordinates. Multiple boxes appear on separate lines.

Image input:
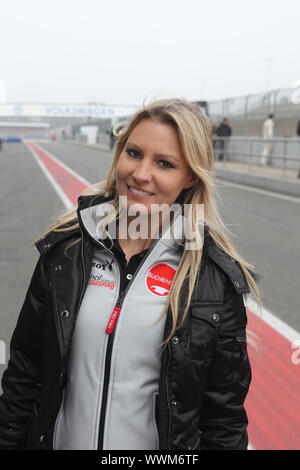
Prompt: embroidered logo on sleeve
<box><xmin>146</xmin><ymin>263</ymin><xmax>176</xmax><ymax>297</ymax></box>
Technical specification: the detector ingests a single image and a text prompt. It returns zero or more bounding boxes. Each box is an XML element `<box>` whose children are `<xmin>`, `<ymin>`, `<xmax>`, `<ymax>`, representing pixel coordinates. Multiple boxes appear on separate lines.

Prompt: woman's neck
<box><xmin>116</xmin><ymin>212</ymin><xmax>158</xmax><ymax>255</ymax></box>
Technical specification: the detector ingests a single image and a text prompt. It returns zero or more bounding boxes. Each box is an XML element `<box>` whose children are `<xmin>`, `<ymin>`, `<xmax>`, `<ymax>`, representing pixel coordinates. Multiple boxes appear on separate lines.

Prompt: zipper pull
<box><xmin>105</xmin><ymin>292</ymin><xmax>124</xmax><ymax>334</ymax></box>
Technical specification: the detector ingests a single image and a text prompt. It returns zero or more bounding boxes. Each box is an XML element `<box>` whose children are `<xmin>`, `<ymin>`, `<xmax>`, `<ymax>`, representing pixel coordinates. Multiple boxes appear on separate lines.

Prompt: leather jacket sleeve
<box><xmin>198</xmin><ymin>290</ymin><xmax>252</xmax><ymax>450</ymax></box>
<box><xmin>0</xmin><ymin>255</ymin><xmax>49</xmax><ymax>449</ymax></box>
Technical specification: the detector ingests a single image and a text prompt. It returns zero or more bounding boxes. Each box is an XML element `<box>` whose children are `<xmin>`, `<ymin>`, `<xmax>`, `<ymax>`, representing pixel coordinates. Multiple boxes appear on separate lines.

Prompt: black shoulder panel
<box><xmin>35</xmin><ymin>192</ymin><xmax>112</xmax><ymax>256</ymax></box>
<box><xmin>35</xmin><ymin>226</ymin><xmax>80</xmax><ymax>256</ymax></box>
<box><xmin>207</xmin><ymin>237</ymin><xmax>250</xmax><ymax>295</ymax></box>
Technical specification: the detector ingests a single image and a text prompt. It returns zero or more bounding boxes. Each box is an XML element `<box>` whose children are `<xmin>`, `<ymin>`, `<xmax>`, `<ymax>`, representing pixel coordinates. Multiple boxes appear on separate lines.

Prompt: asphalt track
<box><xmin>0</xmin><ymin>140</ymin><xmax>299</xmax><ymax>450</ymax></box>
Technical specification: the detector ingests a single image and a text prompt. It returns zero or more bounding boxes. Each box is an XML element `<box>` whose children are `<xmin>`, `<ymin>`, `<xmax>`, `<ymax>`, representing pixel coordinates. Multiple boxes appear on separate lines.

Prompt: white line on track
<box><xmin>216</xmin><ymin>178</ymin><xmax>300</xmax><ymax>204</ymax></box>
<box><xmin>29</xmin><ymin>141</ymin><xmax>91</xmax><ymax>188</ymax></box>
<box><xmin>25</xmin><ymin>142</ymin><xmax>74</xmax><ymax>210</ymax></box>
<box><xmin>246</xmin><ymin>297</ymin><xmax>300</xmax><ymax>344</ymax></box>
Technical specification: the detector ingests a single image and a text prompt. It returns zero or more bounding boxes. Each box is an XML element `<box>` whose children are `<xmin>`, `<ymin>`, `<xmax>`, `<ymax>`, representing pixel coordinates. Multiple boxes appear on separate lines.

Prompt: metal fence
<box><xmin>208</xmin><ymin>87</ymin><xmax>300</xmax><ymax>137</ymax></box>
<box><xmin>213</xmin><ymin>136</ymin><xmax>300</xmax><ymax>177</ymax></box>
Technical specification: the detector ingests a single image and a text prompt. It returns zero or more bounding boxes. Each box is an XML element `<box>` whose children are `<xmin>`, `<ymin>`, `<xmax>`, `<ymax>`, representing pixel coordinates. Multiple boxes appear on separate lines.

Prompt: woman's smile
<box><xmin>116</xmin><ymin>118</ymin><xmax>196</xmax><ymax>213</ymax></box>
<box><xmin>126</xmin><ymin>184</ymin><xmax>154</xmax><ymax>199</ymax></box>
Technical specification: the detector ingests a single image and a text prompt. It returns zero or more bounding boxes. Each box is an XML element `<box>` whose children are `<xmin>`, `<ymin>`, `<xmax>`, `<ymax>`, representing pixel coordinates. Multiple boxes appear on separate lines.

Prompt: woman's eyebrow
<box><xmin>126</xmin><ymin>141</ymin><xmax>179</xmax><ymax>163</ymax></box>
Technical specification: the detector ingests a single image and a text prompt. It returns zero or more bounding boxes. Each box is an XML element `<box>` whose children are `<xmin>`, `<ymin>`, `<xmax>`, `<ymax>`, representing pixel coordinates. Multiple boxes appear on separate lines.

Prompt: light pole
<box><xmin>0</xmin><ymin>80</ymin><xmax>7</xmax><ymax>104</ymax></box>
<box><xmin>265</xmin><ymin>57</ymin><xmax>273</xmax><ymax>93</ymax></box>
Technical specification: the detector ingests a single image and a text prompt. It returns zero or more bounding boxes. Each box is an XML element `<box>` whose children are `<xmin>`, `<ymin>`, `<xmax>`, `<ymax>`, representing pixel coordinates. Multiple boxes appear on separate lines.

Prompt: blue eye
<box><xmin>159</xmin><ymin>160</ymin><xmax>174</xmax><ymax>169</ymax></box>
<box><xmin>125</xmin><ymin>148</ymin><xmax>174</xmax><ymax>169</ymax></box>
<box><xmin>126</xmin><ymin>148</ymin><xmax>140</xmax><ymax>158</ymax></box>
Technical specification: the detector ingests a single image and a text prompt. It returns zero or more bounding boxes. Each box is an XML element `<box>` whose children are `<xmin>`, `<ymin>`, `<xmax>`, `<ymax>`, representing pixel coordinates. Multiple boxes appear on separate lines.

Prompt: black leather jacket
<box><xmin>0</xmin><ymin>193</ymin><xmax>251</xmax><ymax>450</ymax></box>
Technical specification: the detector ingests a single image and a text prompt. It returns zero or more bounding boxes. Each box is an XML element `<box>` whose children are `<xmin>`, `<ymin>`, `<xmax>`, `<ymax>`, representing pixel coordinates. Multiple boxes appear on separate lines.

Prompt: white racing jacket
<box><xmin>53</xmin><ymin>201</ymin><xmax>186</xmax><ymax>450</ymax></box>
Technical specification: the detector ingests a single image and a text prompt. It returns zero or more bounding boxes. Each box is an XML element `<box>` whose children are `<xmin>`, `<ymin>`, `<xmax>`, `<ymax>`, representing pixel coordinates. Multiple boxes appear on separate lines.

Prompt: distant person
<box><xmin>297</xmin><ymin>120</ymin><xmax>300</xmax><ymax>178</ymax></box>
<box><xmin>0</xmin><ymin>136</ymin><xmax>2</xmax><ymax>151</ymax></box>
<box><xmin>211</xmin><ymin>121</ymin><xmax>217</xmax><ymax>135</ymax></box>
<box><xmin>261</xmin><ymin>114</ymin><xmax>274</xmax><ymax>166</ymax></box>
<box><xmin>216</xmin><ymin>118</ymin><xmax>232</xmax><ymax>161</ymax></box>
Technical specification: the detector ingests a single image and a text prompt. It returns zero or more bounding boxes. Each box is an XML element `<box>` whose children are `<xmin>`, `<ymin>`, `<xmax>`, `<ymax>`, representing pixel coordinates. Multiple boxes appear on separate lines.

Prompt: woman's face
<box><xmin>116</xmin><ymin>118</ymin><xmax>196</xmax><ymax>215</ymax></box>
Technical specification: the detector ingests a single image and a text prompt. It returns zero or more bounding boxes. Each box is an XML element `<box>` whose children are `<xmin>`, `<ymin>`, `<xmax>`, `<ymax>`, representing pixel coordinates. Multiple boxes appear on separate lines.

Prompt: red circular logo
<box><xmin>146</xmin><ymin>263</ymin><xmax>176</xmax><ymax>296</ymax></box>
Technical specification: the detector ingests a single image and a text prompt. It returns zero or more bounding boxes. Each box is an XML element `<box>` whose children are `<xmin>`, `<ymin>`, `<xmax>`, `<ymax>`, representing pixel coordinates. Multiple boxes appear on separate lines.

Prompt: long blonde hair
<box><xmin>36</xmin><ymin>98</ymin><xmax>261</xmax><ymax>348</ymax></box>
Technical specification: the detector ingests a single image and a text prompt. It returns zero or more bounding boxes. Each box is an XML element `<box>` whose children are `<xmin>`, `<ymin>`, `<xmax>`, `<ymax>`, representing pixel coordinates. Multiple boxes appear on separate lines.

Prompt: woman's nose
<box><xmin>132</xmin><ymin>160</ymin><xmax>152</xmax><ymax>182</ymax></box>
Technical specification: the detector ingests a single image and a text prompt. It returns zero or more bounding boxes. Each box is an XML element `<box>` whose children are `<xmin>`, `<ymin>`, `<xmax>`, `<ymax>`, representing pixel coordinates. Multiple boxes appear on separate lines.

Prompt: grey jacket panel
<box><xmin>53</xmin><ymin>202</ymin><xmax>184</xmax><ymax>450</ymax></box>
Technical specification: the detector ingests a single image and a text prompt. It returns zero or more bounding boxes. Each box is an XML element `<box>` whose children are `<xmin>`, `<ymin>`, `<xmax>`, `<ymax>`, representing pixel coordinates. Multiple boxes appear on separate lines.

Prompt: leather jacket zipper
<box><xmin>189</xmin><ymin>431</ymin><xmax>201</xmax><ymax>450</ymax></box>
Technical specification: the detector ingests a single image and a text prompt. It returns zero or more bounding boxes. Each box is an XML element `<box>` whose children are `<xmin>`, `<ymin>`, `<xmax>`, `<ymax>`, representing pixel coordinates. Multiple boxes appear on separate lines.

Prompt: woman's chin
<box><xmin>127</xmin><ymin>201</ymin><xmax>150</xmax><ymax>217</ymax></box>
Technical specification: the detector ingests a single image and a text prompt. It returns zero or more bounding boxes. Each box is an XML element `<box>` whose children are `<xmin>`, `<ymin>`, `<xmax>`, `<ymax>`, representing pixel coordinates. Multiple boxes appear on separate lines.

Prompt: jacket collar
<box><xmin>35</xmin><ymin>193</ymin><xmax>113</xmax><ymax>255</ymax></box>
<box><xmin>77</xmin><ymin>194</ymin><xmax>190</xmax><ymax>252</ymax></box>
<box><xmin>36</xmin><ymin>192</ymin><xmax>209</xmax><ymax>255</ymax></box>
<box><xmin>35</xmin><ymin>193</ymin><xmax>249</xmax><ymax>296</ymax></box>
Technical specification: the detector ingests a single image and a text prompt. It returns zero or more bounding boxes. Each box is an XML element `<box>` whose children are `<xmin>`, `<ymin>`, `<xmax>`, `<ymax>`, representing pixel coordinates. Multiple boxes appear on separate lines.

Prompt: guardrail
<box><xmin>213</xmin><ymin>136</ymin><xmax>300</xmax><ymax>178</ymax></box>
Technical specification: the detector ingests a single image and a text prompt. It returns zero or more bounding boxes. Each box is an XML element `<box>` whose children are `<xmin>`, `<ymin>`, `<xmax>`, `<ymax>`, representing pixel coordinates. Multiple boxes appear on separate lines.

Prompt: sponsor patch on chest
<box><xmin>146</xmin><ymin>263</ymin><xmax>176</xmax><ymax>296</ymax></box>
<box><xmin>88</xmin><ymin>257</ymin><xmax>116</xmax><ymax>290</ymax></box>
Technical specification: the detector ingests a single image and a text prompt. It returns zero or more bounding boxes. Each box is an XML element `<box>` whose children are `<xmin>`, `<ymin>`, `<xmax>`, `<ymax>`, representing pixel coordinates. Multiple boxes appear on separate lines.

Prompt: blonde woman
<box><xmin>0</xmin><ymin>99</ymin><xmax>259</xmax><ymax>450</ymax></box>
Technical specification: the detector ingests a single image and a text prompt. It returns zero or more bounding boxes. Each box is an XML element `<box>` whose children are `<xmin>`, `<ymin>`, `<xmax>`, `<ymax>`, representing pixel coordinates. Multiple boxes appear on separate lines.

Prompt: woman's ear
<box><xmin>184</xmin><ymin>172</ymin><xmax>198</xmax><ymax>189</ymax></box>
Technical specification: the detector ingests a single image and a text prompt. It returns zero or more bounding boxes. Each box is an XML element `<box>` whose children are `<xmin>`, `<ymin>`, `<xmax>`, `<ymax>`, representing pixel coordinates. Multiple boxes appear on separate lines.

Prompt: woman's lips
<box><xmin>126</xmin><ymin>184</ymin><xmax>154</xmax><ymax>199</ymax></box>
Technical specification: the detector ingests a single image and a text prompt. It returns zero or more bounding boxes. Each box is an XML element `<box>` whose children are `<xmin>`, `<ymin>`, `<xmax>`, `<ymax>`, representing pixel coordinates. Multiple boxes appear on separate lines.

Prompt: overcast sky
<box><xmin>1</xmin><ymin>0</ymin><xmax>300</xmax><ymax>106</ymax></box>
